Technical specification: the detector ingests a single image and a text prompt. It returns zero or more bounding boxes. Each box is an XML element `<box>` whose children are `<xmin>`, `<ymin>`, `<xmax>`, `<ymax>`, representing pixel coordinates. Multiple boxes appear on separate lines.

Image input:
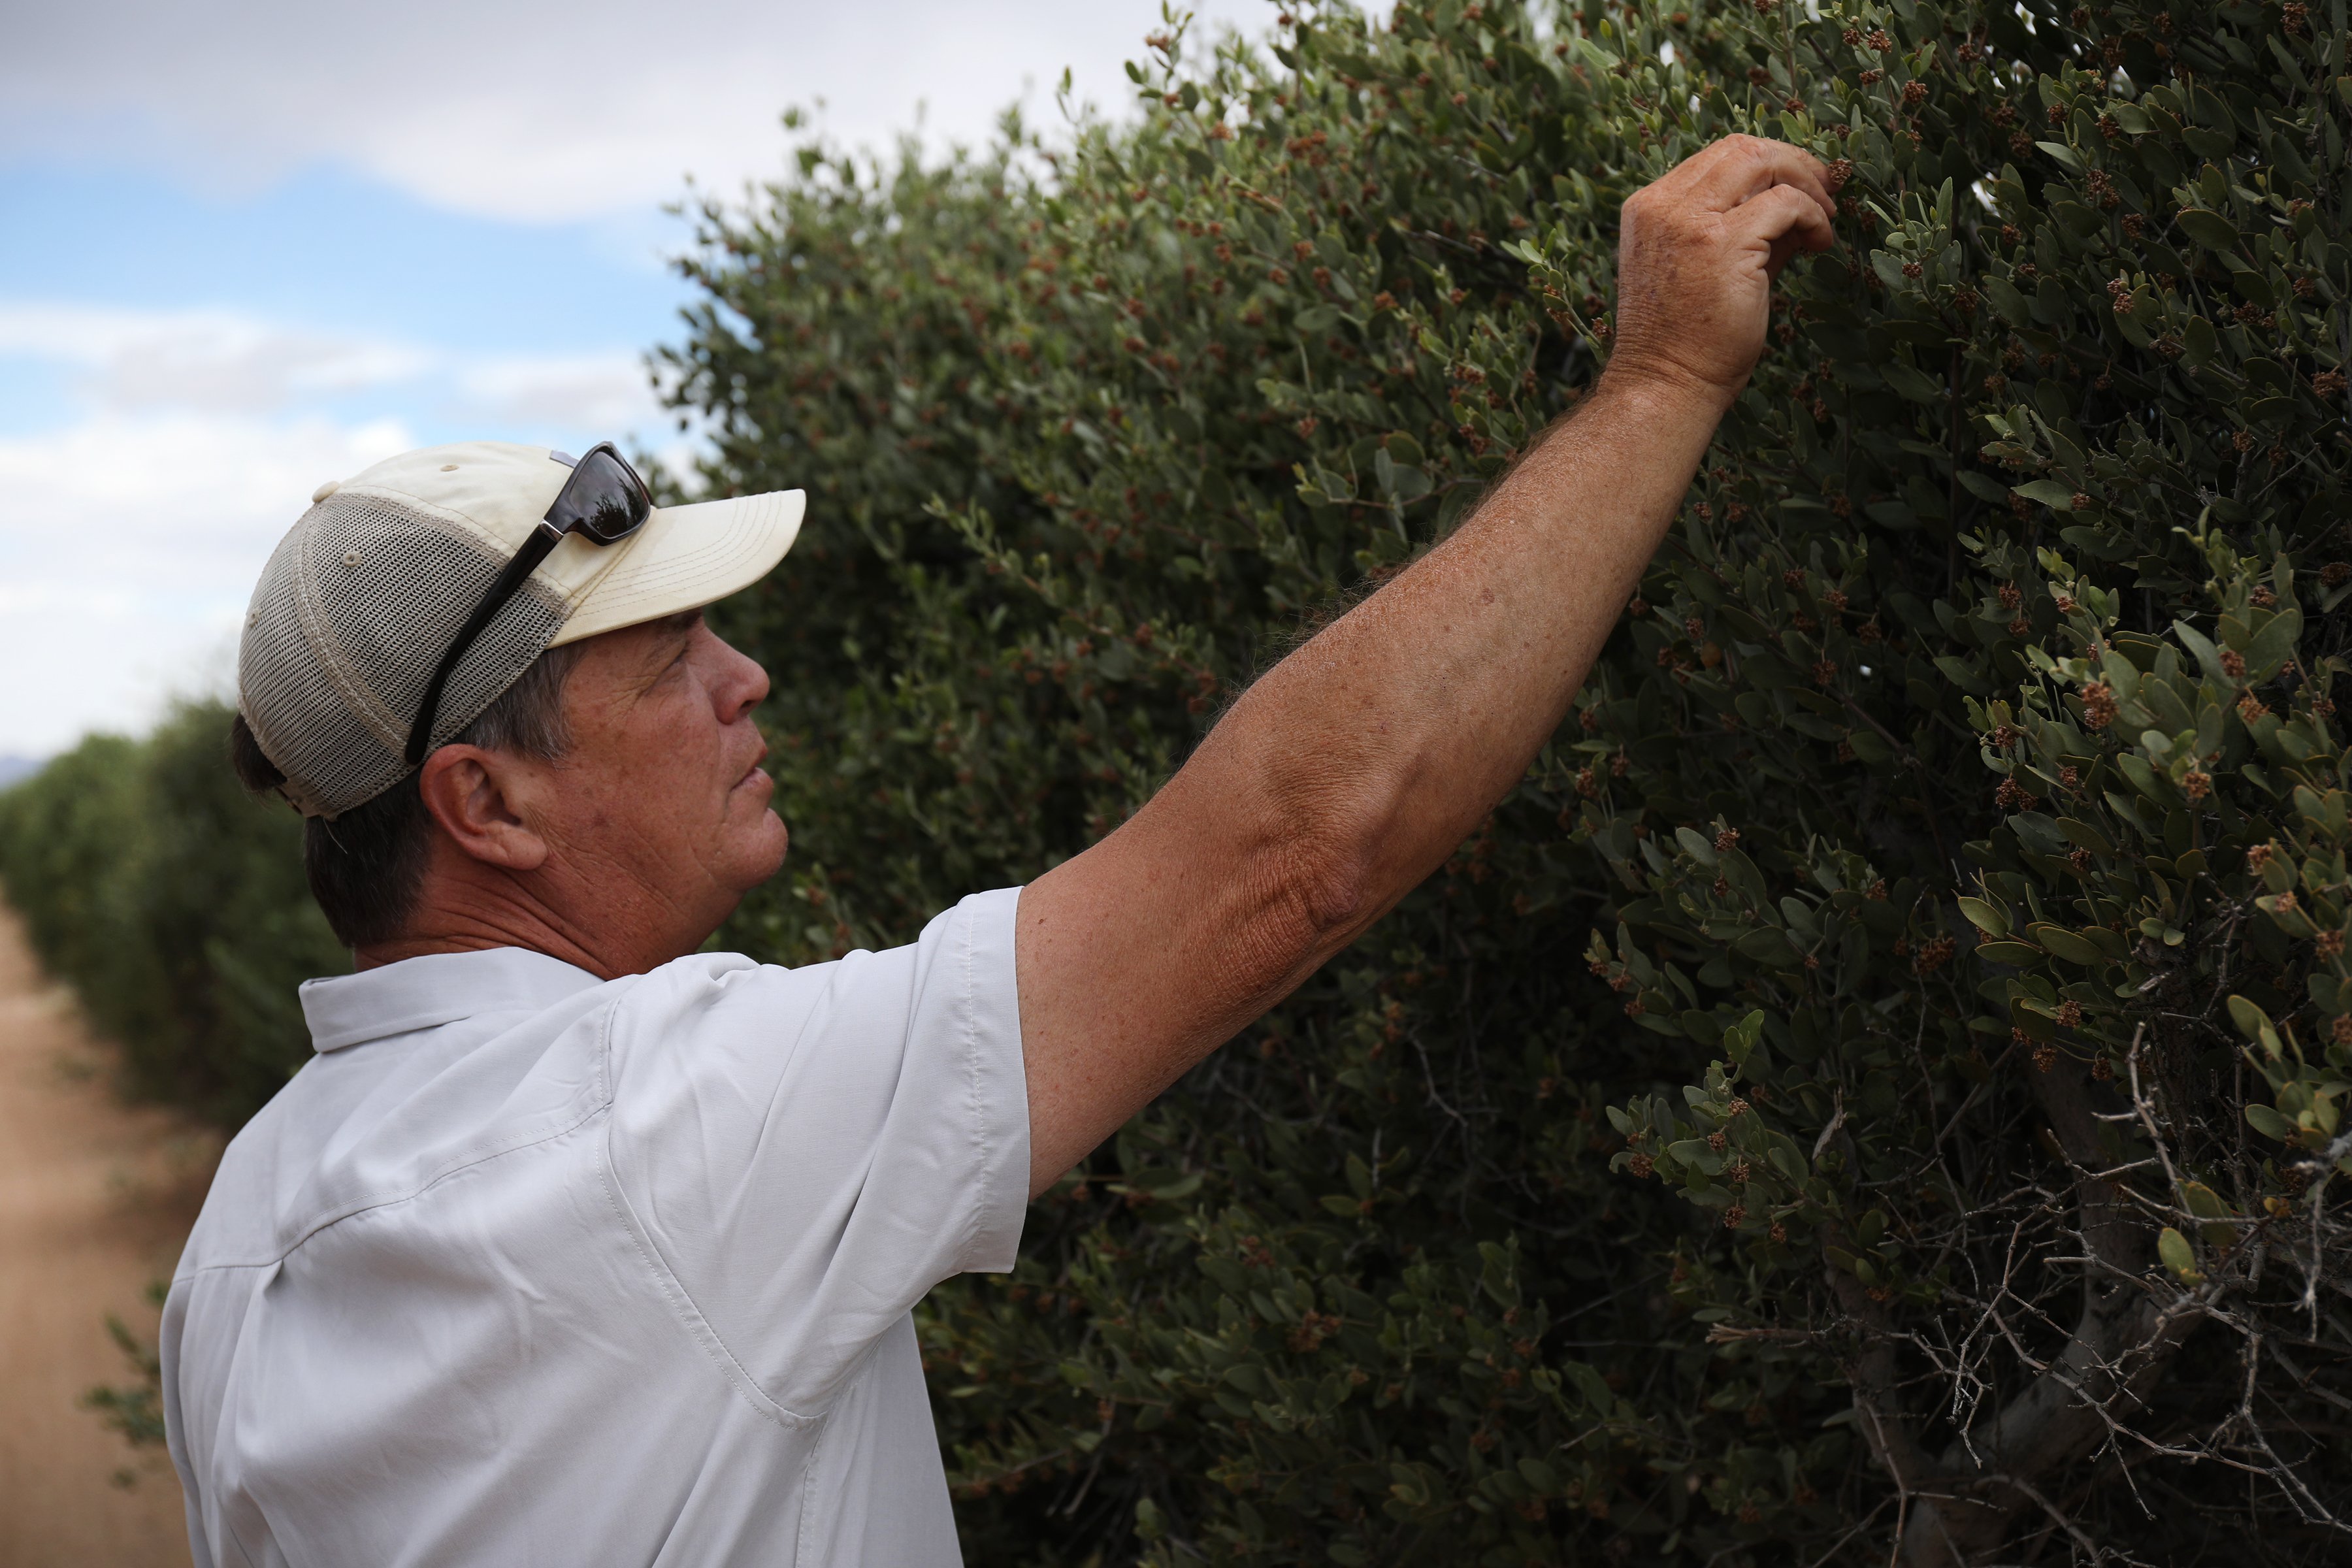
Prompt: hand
<box><xmin>1606</xmin><ymin>136</ymin><xmax>1838</xmax><ymax>410</ymax></box>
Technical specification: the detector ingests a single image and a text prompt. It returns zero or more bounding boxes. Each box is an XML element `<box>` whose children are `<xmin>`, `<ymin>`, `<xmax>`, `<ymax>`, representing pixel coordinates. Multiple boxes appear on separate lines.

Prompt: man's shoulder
<box><xmin>617</xmin><ymin>888</ymin><xmax>1022</xmax><ymax>1021</ymax></box>
<box><xmin>181</xmin><ymin>975</ymin><xmax>640</xmax><ymax>1277</ymax></box>
<box><xmin>612</xmin><ymin>935</ymin><xmax>960</xmax><ymax>1026</ymax></box>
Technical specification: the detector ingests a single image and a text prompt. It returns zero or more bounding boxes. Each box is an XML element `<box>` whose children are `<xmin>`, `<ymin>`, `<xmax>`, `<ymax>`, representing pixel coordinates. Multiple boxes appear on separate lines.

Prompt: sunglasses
<box><xmin>404</xmin><ymin>442</ymin><xmax>651</xmax><ymax>766</ymax></box>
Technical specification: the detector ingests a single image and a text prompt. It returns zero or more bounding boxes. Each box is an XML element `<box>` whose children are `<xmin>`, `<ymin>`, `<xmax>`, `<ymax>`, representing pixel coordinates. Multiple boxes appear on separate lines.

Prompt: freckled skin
<box><xmin>361</xmin><ymin>611</ymin><xmax>786</xmax><ymax>981</ymax></box>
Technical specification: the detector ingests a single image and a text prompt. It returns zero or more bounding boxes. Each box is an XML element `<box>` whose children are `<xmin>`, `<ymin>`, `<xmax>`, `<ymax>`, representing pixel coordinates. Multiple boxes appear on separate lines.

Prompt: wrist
<box><xmin>1590</xmin><ymin>359</ymin><xmax>1740</xmax><ymax>439</ymax></box>
<box><xmin>1592</xmin><ymin>356</ymin><xmax>1740</xmax><ymax>425</ymax></box>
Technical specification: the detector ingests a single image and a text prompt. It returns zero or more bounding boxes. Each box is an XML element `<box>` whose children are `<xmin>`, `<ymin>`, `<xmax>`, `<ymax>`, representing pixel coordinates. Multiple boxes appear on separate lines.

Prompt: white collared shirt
<box><xmin>161</xmin><ymin>888</ymin><xmax>1028</xmax><ymax>1568</ymax></box>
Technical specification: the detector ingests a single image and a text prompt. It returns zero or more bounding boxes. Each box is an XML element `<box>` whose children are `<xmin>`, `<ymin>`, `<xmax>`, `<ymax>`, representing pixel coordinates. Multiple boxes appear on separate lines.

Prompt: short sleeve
<box><xmin>600</xmin><ymin>887</ymin><xmax>1028</xmax><ymax>1416</ymax></box>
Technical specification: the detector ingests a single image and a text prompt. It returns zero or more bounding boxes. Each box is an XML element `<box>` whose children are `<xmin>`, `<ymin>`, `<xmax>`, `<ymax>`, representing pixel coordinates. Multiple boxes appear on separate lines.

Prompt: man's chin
<box><xmin>740</xmin><ymin>811</ymin><xmax>790</xmax><ymax>888</ymax></box>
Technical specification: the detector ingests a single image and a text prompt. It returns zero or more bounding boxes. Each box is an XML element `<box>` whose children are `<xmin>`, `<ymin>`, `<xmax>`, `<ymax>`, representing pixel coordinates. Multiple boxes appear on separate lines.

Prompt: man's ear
<box><xmin>416</xmin><ymin>745</ymin><xmax>551</xmax><ymax>872</ymax></box>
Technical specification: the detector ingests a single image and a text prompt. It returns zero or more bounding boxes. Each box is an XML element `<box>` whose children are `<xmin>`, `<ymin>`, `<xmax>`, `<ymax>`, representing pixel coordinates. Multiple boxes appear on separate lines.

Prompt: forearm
<box><xmin>1196</xmin><ymin>368</ymin><xmax>1724</xmax><ymax>934</ymax></box>
<box><xmin>1017</xmin><ymin>368</ymin><xmax>1722</xmax><ymax>1185</ymax></box>
<box><xmin>1017</xmin><ymin>135</ymin><xmax>1835</xmax><ymax>1192</ymax></box>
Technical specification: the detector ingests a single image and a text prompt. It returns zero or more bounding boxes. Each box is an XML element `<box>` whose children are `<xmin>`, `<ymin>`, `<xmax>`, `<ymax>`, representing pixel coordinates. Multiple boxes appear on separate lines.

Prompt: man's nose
<box><xmin>711</xmin><ymin>636</ymin><xmax>771</xmax><ymax>721</ymax></box>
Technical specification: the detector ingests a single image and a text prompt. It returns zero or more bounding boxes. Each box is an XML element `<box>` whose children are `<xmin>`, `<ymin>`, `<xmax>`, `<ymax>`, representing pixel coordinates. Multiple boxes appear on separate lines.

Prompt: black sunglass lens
<box><xmin>563</xmin><ymin>451</ymin><xmax>650</xmax><ymax>543</ymax></box>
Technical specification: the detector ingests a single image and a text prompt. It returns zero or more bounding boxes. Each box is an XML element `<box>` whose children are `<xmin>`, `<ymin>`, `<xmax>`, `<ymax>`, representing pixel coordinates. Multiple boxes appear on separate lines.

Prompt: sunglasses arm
<box><xmin>402</xmin><ymin>521</ymin><xmax>566</xmax><ymax>767</ymax></box>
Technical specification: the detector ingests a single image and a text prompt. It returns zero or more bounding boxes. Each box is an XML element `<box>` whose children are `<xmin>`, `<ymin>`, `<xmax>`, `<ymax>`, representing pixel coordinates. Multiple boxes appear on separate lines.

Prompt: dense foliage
<box><xmin>12</xmin><ymin>0</ymin><xmax>2352</xmax><ymax>1560</ymax></box>
<box><xmin>668</xmin><ymin>0</ymin><xmax>2352</xmax><ymax>1561</ymax></box>
<box><xmin>0</xmin><ymin>702</ymin><xmax>337</xmax><ymax>1126</ymax></box>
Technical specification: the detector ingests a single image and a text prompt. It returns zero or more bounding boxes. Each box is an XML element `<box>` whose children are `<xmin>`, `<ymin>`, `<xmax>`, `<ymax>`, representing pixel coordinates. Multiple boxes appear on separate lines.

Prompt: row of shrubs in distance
<box><xmin>0</xmin><ymin>701</ymin><xmax>338</xmax><ymax>1130</ymax></box>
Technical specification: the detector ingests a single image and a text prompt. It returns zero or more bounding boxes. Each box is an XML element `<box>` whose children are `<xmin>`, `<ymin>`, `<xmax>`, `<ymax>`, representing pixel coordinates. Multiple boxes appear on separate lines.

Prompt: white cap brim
<box><xmin>549</xmin><ymin>487</ymin><xmax>806</xmax><ymax>647</ymax></box>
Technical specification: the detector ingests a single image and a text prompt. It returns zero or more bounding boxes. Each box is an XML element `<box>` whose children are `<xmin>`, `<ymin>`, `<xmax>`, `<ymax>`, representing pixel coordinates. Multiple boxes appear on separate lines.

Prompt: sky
<box><xmin>0</xmin><ymin>0</ymin><xmax>1269</xmax><ymax>759</ymax></box>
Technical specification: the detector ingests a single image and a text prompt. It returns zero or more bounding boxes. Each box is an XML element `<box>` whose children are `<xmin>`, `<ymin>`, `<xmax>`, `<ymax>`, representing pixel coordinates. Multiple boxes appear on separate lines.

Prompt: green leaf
<box><xmin>2027</xmin><ymin>923</ymin><xmax>2108</xmax><ymax>966</ymax></box>
<box><xmin>1667</xmin><ymin>1139</ymin><xmax>1723</xmax><ymax>1175</ymax></box>
<box><xmin>1882</xmin><ymin>361</ymin><xmax>1945</xmax><ymax>403</ymax></box>
<box><xmin>1984</xmin><ymin>276</ymin><xmax>2031</xmax><ymax>327</ymax></box>
<box><xmin>2013</xmin><ymin>480</ymin><xmax>2078</xmax><ymax>511</ymax></box>
<box><xmin>1734</xmin><ymin>927</ymin><xmax>1802</xmax><ymax>966</ymax></box>
<box><xmin>2178</xmin><ymin>1181</ymin><xmax>2235</xmax><ymax>1247</ymax></box>
<box><xmin>1957</xmin><ymin>470</ymin><xmax>2010</xmax><ymax>503</ymax></box>
<box><xmin>2181</xmin><ymin>314</ymin><xmax>2219</xmax><ymax>369</ymax></box>
<box><xmin>2227</xmin><ymin>994</ymin><xmax>2272</xmax><ymax>1039</ymax></box>
<box><xmin>2243</xmin><ymin>607</ymin><xmax>2303</xmax><ymax>681</ymax></box>
<box><xmin>2247</xmin><ymin>395</ymin><xmax>2296</xmax><ymax>432</ymax></box>
<box><xmin>2172</xmin><ymin>620</ymin><xmax>2230</xmax><ymax>686</ymax></box>
<box><xmin>2055</xmin><ymin>817</ymin><xmax>2115</xmax><ymax>858</ymax></box>
<box><xmin>1933</xmin><ymin>655</ymin><xmax>1991</xmax><ymax>696</ymax></box>
<box><xmin>2179</xmin><ymin>1181</ymin><xmax>2228</xmax><ymax>1219</ymax></box>
<box><xmin>2245</xmin><ymin>1102</ymin><xmax>2293</xmax><ymax>1140</ymax></box>
<box><xmin>1956</xmin><ymin>897</ymin><xmax>2010</xmax><ymax>938</ymax></box>
<box><xmin>2157</xmin><ymin>1226</ymin><xmax>2202</xmax><ymax>1283</ymax></box>
<box><xmin>2051</xmin><ymin>199</ymin><xmax>2104</xmax><ymax>240</ymax></box>
<box><xmin>2175</xmin><ymin>208</ymin><xmax>2240</xmax><ymax>251</ymax></box>
<box><xmin>2226</xmin><ymin>994</ymin><xmax>2284</xmax><ymax>1057</ymax></box>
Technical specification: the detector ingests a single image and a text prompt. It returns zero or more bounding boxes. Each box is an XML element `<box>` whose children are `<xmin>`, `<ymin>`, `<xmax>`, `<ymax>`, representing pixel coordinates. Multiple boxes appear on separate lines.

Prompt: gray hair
<box><xmin>230</xmin><ymin>642</ymin><xmax>587</xmax><ymax>949</ymax></box>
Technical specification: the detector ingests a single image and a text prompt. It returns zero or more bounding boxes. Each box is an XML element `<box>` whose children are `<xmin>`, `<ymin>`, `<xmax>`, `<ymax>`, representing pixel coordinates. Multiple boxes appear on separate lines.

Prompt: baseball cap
<box><xmin>238</xmin><ymin>440</ymin><xmax>804</xmax><ymax>819</ymax></box>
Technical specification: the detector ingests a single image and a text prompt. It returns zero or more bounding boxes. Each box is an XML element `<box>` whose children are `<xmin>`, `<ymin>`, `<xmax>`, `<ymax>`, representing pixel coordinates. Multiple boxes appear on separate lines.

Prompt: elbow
<box><xmin>1296</xmin><ymin>830</ymin><xmax>1382</xmax><ymax>941</ymax></box>
<box><xmin>1258</xmin><ymin>809</ymin><xmax>1387</xmax><ymax>960</ymax></box>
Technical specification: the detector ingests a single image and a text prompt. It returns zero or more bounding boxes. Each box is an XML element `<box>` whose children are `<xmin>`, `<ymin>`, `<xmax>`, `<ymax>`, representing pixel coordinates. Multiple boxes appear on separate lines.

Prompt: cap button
<box><xmin>312</xmin><ymin>480</ymin><xmax>340</xmax><ymax>503</ymax></box>
<box><xmin>440</xmin><ymin>464</ymin><xmax>459</xmax><ymax>472</ymax></box>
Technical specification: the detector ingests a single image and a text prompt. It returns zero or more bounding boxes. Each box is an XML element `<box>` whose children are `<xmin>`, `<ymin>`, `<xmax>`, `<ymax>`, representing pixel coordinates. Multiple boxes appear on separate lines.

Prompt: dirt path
<box><xmin>0</xmin><ymin>907</ymin><xmax>214</xmax><ymax>1567</ymax></box>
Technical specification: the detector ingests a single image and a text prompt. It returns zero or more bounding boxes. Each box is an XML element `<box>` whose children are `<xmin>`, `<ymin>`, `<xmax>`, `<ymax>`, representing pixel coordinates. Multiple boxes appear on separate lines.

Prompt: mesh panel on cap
<box><xmin>239</xmin><ymin>492</ymin><xmax>566</xmax><ymax>818</ymax></box>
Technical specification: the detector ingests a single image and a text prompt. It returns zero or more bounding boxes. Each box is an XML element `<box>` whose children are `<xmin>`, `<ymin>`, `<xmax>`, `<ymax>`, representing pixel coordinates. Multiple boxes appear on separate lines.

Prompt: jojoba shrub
<box><xmin>685</xmin><ymin>0</ymin><xmax>2352</xmax><ymax>1560</ymax></box>
<box><xmin>0</xmin><ymin>702</ymin><xmax>338</xmax><ymax>1124</ymax></box>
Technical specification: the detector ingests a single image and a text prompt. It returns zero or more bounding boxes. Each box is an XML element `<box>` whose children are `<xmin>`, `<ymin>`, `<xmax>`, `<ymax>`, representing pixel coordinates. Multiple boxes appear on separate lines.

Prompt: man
<box><xmin>163</xmin><ymin>138</ymin><xmax>1833</xmax><ymax>1565</ymax></box>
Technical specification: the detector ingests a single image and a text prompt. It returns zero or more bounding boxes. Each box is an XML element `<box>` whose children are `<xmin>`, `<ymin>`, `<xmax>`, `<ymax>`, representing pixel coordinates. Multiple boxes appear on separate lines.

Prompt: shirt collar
<box><xmin>300</xmin><ymin>948</ymin><xmax>605</xmax><ymax>1053</ymax></box>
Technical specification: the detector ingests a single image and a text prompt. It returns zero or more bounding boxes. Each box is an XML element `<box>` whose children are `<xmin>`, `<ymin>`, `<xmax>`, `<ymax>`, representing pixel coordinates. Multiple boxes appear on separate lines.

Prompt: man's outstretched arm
<box><xmin>1016</xmin><ymin>137</ymin><xmax>1837</xmax><ymax>1194</ymax></box>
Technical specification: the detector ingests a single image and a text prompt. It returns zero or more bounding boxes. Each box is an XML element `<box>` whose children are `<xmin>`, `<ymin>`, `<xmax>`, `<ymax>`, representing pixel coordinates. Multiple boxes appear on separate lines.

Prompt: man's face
<box><xmin>534</xmin><ymin>611</ymin><xmax>787</xmax><ymax>957</ymax></box>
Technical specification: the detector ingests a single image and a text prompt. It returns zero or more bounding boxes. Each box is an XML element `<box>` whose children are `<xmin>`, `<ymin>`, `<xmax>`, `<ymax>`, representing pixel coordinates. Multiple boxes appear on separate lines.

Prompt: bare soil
<box><xmin>0</xmin><ymin>906</ymin><xmax>214</xmax><ymax>1567</ymax></box>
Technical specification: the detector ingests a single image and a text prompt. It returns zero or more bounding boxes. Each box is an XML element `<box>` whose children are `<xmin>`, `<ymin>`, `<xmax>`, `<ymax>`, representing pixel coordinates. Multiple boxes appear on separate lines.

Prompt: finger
<box><xmin>1641</xmin><ymin>135</ymin><xmax>1763</xmax><ymax>203</ymax></box>
<box><xmin>1778</xmin><ymin>161</ymin><xmax>1840</xmax><ymax>228</ymax></box>
<box><xmin>1727</xmin><ymin>183</ymin><xmax>1838</xmax><ymax>268</ymax></box>
<box><xmin>1630</xmin><ymin>134</ymin><xmax>1764</xmax><ymax>208</ymax></box>
<box><xmin>1766</xmin><ymin>229</ymin><xmax>1808</xmax><ymax>280</ymax></box>
<box><xmin>1686</xmin><ymin>136</ymin><xmax>1835</xmax><ymax>220</ymax></box>
<box><xmin>1748</xmin><ymin>152</ymin><xmax>1837</xmax><ymax>230</ymax></box>
<box><xmin>1774</xmin><ymin>165</ymin><xmax>1839</xmax><ymax>230</ymax></box>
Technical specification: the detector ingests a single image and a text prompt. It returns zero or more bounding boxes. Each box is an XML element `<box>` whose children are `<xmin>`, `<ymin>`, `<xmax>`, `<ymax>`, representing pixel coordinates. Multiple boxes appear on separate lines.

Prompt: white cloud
<box><xmin>0</xmin><ymin>301</ymin><xmax>666</xmax><ymax>433</ymax></box>
<box><xmin>0</xmin><ymin>303</ymin><xmax>435</xmax><ymax>415</ymax></box>
<box><xmin>455</xmin><ymin>351</ymin><xmax>666</xmax><ymax>433</ymax></box>
<box><xmin>0</xmin><ymin>410</ymin><xmax>414</xmax><ymax>753</ymax></box>
<box><xmin>2</xmin><ymin>0</ymin><xmax>1268</xmax><ymax>223</ymax></box>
